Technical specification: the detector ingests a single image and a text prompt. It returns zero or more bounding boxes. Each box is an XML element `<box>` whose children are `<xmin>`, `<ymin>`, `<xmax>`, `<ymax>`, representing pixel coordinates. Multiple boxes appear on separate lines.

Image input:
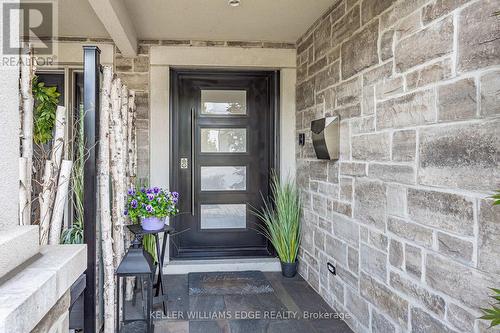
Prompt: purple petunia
<box><xmin>140</xmin><ymin>187</ymin><xmax>146</xmax><ymax>193</ymax></box>
<box><xmin>145</xmin><ymin>205</ymin><xmax>154</xmax><ymax>213</ymax></box>
<box><xmin>130</xmin><ymin>199</ymin><xmax>138</xmax><ymax>209</ymax></box>
<box><xmin>124</xmin><ymin>209</ymin><xmax>128</xmax><ymax>216</ymax></box>
<box><xmin>127</xmin><ymin>188</ymin><xmax>136</xmax><ymax>196</ymax></box>
<box><xmin>173</xmin><ymin>197</ymin><xmax>178</xmax><ymax>204</ymax></box>
<box><xmin>153</xmin><ymin>187</ymin><xmax>160</xmax><ymax>194</ymax></box>
<box><xmin>147</xmin><ymin>193</ymin><xmax>155</xmax><ymax>201</ymax></box>
<box><xmin>172</xmin><ymin>191</ymin><xmax>179</xmax><ymax>198</ymax></box>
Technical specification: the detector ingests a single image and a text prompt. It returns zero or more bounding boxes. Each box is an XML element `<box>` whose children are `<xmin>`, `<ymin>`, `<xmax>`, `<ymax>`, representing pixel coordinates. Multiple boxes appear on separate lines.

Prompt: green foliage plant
<box><xmin>32</xmin><ymin>76</ymin><xmax>60</xmax><ymax>144</ymax></box>
<box><xmin>480</xmin><ymin>190</ymin><xmax>500</xmax><ymax>327</ymax></box>
<box><xmin>251</xmin><ymin>173</ymin><xmax>301</xmax><ymax>263</ymax></box>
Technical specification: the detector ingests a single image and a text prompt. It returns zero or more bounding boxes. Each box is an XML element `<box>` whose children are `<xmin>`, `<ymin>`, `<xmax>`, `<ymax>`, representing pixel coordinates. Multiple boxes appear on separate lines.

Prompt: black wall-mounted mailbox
<box><xmin>311</xmin><ymin>116</ymin><xmax>340</xmax><ymax>160</ymax></box>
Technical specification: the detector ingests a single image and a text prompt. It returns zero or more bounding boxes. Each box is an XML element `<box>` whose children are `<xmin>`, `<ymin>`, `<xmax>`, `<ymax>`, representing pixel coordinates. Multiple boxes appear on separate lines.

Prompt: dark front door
<box><xmin>170</xmin><ymin>70</ymin><xmax>278</xmax><ymax>259</ymax></box>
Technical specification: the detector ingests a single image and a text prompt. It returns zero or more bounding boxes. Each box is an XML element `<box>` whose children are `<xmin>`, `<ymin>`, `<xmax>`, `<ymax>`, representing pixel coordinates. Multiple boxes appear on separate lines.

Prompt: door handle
<box><xmin>191</xmin><ymin>107</ymin><xmax>195</xmax><ymax>216</ymax></box>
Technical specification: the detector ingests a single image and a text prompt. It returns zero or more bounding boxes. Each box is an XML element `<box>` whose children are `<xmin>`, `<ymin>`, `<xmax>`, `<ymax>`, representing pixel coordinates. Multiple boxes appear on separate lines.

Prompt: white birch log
<box><xmin>127</xmin><ymin>91</ymin><xmax>137</xmax><ymax>182</ymax></box>
<box><xmin>51</xmin><ymin>106</ymin><xmax>67</xmax><ymax>170</ymax></box>
<box><xmin>99</xmin><ymin>66</ymin><xmax>115</xmax><ymax>333</ymax></box>
<box><xmin>39</xmin><ymin>160</ymin><xmax>54</xmax><ymax>245</ymax></box>
<box><xmin>109</xmin><ymin>77</ymin><xmax>125</xmax><ymax>267</ymax></box>
<box><xmin>48</xmin><ymin>160</ymin><xmax>72</xmax><ymax>245</ymax></box>
<box><xmin>19</xmin><ymin>157</ymin><xmax>28</xmax><ymax>224</ymax></box>
<box><xmin>19</xmin><ymin>47</ymin><xmax>34</xmax><ymax>225</ymax></box>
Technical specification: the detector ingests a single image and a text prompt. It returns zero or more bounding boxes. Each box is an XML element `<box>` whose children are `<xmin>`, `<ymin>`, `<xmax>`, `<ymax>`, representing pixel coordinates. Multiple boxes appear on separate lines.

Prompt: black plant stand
<box><xmin>126</xmin><ymin>224</ymin><xmax>175</xmax><ymax>314</ymax></box>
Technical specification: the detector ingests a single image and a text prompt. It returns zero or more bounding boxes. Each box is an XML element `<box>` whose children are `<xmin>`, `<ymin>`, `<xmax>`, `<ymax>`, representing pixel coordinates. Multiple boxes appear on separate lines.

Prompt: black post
<box><xmin>83</xmin><ymin>46</ymin><xmax>100</xmax><ymax>333</ymax></box>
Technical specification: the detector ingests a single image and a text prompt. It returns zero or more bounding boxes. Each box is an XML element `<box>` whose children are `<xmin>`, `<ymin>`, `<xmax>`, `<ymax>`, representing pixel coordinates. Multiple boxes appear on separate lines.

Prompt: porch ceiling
<box><xmin>59</xmin><ymin>0</ymin><xmax>335</xmax><ymax>44</ymax></box>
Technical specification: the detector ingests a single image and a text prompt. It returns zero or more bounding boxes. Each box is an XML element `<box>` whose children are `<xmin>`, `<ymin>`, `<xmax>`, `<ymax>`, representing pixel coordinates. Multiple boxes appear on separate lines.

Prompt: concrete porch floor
<box><xmin>126</xmin><ymin>271</ymin><xmax>352</xmax><ymax>333</ymax></box>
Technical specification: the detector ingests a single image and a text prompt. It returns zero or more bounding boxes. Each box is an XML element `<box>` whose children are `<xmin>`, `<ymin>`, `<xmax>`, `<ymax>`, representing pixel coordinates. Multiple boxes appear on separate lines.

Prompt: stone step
<box><xmin>0</xmin><ymin>225</ymin><xmax>39</xmax><ymax>280</ymax></box>
<box><xmin>163</xmin><ymin>257</ymin><xmax>281</xmax><ymax>275</ymax></box>
<box><xmin>0</xmin><ymin>244</ymin><xmax>86</xmax><ymax>333</ymax></box>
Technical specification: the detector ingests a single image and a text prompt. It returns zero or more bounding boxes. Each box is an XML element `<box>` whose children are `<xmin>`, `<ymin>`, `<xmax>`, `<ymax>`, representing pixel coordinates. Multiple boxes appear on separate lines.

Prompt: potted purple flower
<box><xmin>126</xmin><ymin>187</ymin><xmax>179</xmax><ymax>230</ymax></box>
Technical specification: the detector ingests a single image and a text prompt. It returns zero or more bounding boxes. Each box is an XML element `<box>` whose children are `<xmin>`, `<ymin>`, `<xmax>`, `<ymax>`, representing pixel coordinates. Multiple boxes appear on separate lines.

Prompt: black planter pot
<box><xmin>280</xmin><ymin>260</ymin><xmax>298</xmax><ymax>278</ymax></box>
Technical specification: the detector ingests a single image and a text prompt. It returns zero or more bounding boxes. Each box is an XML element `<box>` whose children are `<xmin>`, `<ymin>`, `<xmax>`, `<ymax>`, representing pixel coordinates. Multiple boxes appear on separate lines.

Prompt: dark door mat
<box><xmin>188</xmin><ymin>271</ymin><xmax>274</xmax><ymax>296</ymax></box>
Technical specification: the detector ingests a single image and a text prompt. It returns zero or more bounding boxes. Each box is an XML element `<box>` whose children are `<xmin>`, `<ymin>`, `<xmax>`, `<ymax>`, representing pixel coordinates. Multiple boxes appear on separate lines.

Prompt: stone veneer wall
<box><xmin>295</xmin><ymin>1</ymin><xmax>499</xmax><ymax>333</ymax></box>
<box><xmin>115</xmin><ymin>39</ymin><xmax>295</xmax><ymax>183</ymax></box>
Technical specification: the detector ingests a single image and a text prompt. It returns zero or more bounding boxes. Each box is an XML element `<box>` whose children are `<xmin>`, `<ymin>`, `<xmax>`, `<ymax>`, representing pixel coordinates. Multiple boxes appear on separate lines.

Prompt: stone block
<box><xmin>363</xmin><ymin>61</ymin><xmax>393</xmax><ymax>87</ymax></box>
<box><xmin>331</xmin><ymin>5</ymin><xmax>360</xmax><ymax>46</ymax></box>
<box><xmin>351</xmin><ymin>116</ymin><xmax>375</xmax><ymax>135</ymax></box>
<box><xmin>368</xmin><ymin>163</ymin><xmax>416</xmax><ymax>185</ymax></box>
<box><xmin>297</xmin><ymin>33</ymin><xmax>313</xmax><ymax>54</ymax></box>
<box><xmin>405</xmin><ymin>243</ymin><xmax>422</xmax><ymax>279</ymax></box>
<box><xmin>296</xmin><ymin>78</ymin><xmax>315</xmax><ymax>110</ymax></box>
<box><xmin>480</xmin><ymin>70</ymin><xmax>500</xmax><ymax>117</ymax></box>
<box><xmin>325</xmin><ymin>234</ymin><xmax>348</xmax><ymax>266</ymax></box>
<box><xmin>342</xmin><ymin>20</ymin><xmax>379</xmax><ymax>79</ymax></box>
<box><xmin>118</xmin><ymin>73</ymin><xmax>149</xmax><ymax>91</ymax></box>
<box><xmin>407</xmin><ymin>188</ymin><xmax>474</xmax><ymax>236</ymax></box>
<box><xmin>362</xmin><ymin>86</ymin><xmax>375</xmax><ymax>115</ymax></box>
<box><xmin>345</xmin><ymin>288</ymin><xmax>370</xmax><ymax>327</ymax></box>
<box><xmin>315</xmin><ymin>62</ymin><xmax>341</xmax><ymax>91</ymax></box>
<box><xmin>377</xmin><ymin>89</ymin><xmax>436</xmax><ymax>130</ymax></box>
<box><xmin>316</xmin><ymin>181</ymin><xmax>339</xmax><ymax>197</ymax></box>
<box><xmin>135</xmin><ymin>91</ymin><xmax>149</xmax><ymax>119</ymax></box>
<box><xmin>386</xmin><ymin>184</ymin><xmax>406</xmax><ymax>217</ymax></box>
<box><xmin>478</xmin><ymin>199</ymin><xmax>500</xmax><ymax>275</ymax></box>
<box><xmin>340</xmin><ymin>162</ymin><xmax>367</xmax><ymax>177</ymax></box>
<box><xmin>314</xmin><ymin>228</ymin><xmax>325</xmax><ymax>251</ymax></box>
<box><xmin>133</xmin><ymin>56</ymin><xmax>149</xmax><ymax>72</ymax></box>
<box><xmin>447</xmin><ymin>303</ymin><xmax>476</xmax><ymax>333</ymax></box>
<box><xmin>352</xmin><ymin>132</ymin><xmax>391</xmax><ymax>161</ymax></box>
<box><xmin>337</xmin><ymin>264</ymin><xmax>359</xmax><ymax>290</ymax></box>
<box><xmin>327</xmin><ymin>46</ymin><xmax>341</xmax><ymax>64</ymax></box>
<box><xmin>375</xmin><ymin>77</ymin><xmax>404</xmax><ymax>100</ymax></box>
<box><xmin>333</xmin><ymin>104</ymin><xmax>361</xmax><ymax>120</ymax></box>
<box><xmin>347</xmin><ymin>247</ymin><xmax>359</xmax><ymax>273</ymax></box>
<box><xmin>410</xmin><ymin>307</ymin><xmax>459</xmax><ymax>333</ymax></box>
<box><xmin>312</xmin><ymin>194</ymin><xmax>328</xmax><ymax>218</ymax></box>
<box><xmin>438</xmin><ymin>78</ymin><xmax>477</xmax><ymax>122</ymax></box>
<box><xmin>380</xmin><ymin>0</ymin><xmax>429</xmax><ymax>29</ymax></box>
<box><xmin>336</xmin><ymin>77</ymin><xmax>361</xmax><ymax>106</ymax></box>
<box><xmin>354</xmin><ymin>178</ymin><xmax>387</xmax><ymax>230</ymax></box>
<box><xmin>318</xmin><ymin>216</ymin><xmax>332</xmax><ymax>234</ymax></box>
<box><xmin>327</xmin><ymin>161</ymin><xmax>339</xmax><ymax>183</ymax></box>
<box><xmin>314</xmin><ymin>16</ymin><xmax>332</xmax><ymax>61</ymax></box>
<box><xmin>360</xmin><ymin>272</ymin><xmax>408</xmax><ymax>327</ymax></box>
<box><xmin>394</xmin><ymin>11</ymin><xmax>422</xmax><ymax>41</ymax></box>
<box><xmin>422</xmin><ymin>0</ymin><xmax>470</xmax><ymax>24</ymax></box>
<box><xmin>369</xmin><ymin>230</ymin><xmax>388</xmax><ymax>252</ymax></box>
<box><xmin>339</xmin><ymin>177</ymin><xmax>353</xmax><ymax>201</ymax></box>
<box><xmin>380</xmin><ymin>29</ymin><xmax>394</xmax><ymax>61</ymax></box>
<box><xmin>372</xmin><ymin>309</ymin><xmax>396</xmax><ymax>333</ymax></box>
<box><xmin>406</xmin><ymin>58</ymin><xmax>453</xmax><ymax>90</ymax></box>
<box><xmin>392</xmin><ymin>129</ymin><xmax>416</xmax><ymax>162</ymax></box>
<box><xmin>361</xmin><ymin>243</ymin><xmax>387</xmax><ymax>281</ymax></box>
<box><xmin>426</xmin><ymin>253</ymin><xmax>496</xmax><ymax>309</ymax></box>
<box><xmin>389</xmin><ymin>239</ymin><xmax>403</xmax><ymax>269</ymax></box>
<box><xmin>458</xmin><ymin>0</ymin><xmax>500</xmax><ymax>72</ymax></box>
<box><xmin>418</xmin><ymin>119</ymin><xmax>500</xmax><ymax>191</ymax></box>
<box><xmin>387</xmin><ymin>216</ymin><xmax>433</xmax><ymax>248</ymax></box>
<box><xmin>390</xmin><ymin>271</ymin><xmax>445</xmax><ymax>317</ymax></box>
<box><xmin>308</xmin><ymin>57</ymin><xmax>327</xmax><ymax>76</ymax></box>
<box><xmin>361</xmin><ymin>0</ymin><xmax>395</xmax><ymax>25</ymax></box>
<box><xmin>437</xmin><ymin>232</ymin><xmax>473</xmax><ymax>264</ymax></box>
<box><xmin>309</xmin><ymin>160</ymin><xmax>328</xmax><ymax>181</ymax></box>
<box><xmin>395</xmin><ymin>16</ymin><xmax>453</xmax><ymax>72</ymax></box>
<box><xmin>115</xmin><ymin>55</ymin><xmax>133</xmax><ymax>72</ymax></box>
<box><xmin>329</xmin><ymin>199</ymin><xmax>353</xmax><ymax>217</ymax></box>
<box><xmin>332</xmin><ymin>213</ymin><xmax>359</xmax><ymax>248</ymax></box>
<box><xmin>339</xmin><ymin>120</ymin><xmax>351</xmax><ymax>160</ymax></box>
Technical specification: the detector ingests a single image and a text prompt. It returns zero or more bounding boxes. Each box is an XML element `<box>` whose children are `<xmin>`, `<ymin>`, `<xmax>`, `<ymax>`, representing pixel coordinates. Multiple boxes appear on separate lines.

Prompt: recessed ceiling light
<box><xmin>228</xmin><ymin>0</ymin><xmax>240</xmax><ymax>7</ymax></box>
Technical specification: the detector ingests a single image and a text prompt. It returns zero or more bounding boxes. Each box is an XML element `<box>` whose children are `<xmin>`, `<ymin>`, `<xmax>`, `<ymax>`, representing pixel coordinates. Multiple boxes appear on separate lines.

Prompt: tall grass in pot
<box><xmin>252</xmin><ymin>174</ymin><xmax>301</xmax><ymax>277</ymax></box>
